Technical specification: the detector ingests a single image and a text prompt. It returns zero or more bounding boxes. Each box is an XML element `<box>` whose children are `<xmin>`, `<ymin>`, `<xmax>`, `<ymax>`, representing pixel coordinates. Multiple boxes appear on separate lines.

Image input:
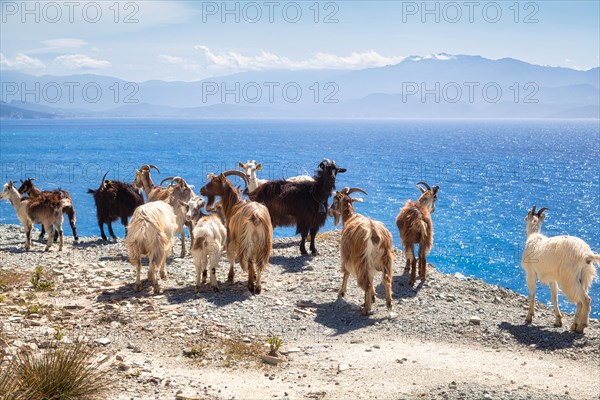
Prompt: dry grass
<box><xmin>221</xmin><ymin>339</ymin><xmax>264</xmax><ymax>368</ymax></box>
<box><xmin>0</xmin><ymin>340</ymin><xmax>110</xmax><ymax>400</ymax></box>
<box><xmin>0</xmin><ymin>269</ymin><xmax>28</xmax><ymax>289</ymax></box>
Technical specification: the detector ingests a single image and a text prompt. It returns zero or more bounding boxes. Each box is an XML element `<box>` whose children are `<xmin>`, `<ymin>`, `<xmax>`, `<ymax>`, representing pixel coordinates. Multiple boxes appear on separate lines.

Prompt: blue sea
<box><xmin>1</xmin><ymin>119</ymin><xmax>598</xmax><ymax>316</ymax></box>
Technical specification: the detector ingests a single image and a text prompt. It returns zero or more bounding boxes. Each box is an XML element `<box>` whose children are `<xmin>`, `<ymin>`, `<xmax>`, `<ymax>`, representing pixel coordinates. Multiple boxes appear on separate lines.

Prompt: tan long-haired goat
<box><xmin>329</xmin><ymin>187</ymin><xmax>395</xmax><ymax>315</ymax></box>
<box><xmin>200</xmin><ymin>170</ymin><xmax>273</xmax><ymax>294</ymax></box>
<box><xmin>1</xmin><ymin>181</ymin><xmax>67</xmax><ymax>251</ymax></box>
<box><xmin>395</xmin><ymin>182</ymin><xmax>439</xmax><ymax>287</ymax></box>
<box><xmin>522</xmin><ymin>205</ymin><xmax>599</xmax><ymax>333</ymax></box>
<box><xmin>124</xmin><ymin>200</ymin><xmax>178</xmax><ymax>294</ymax></box>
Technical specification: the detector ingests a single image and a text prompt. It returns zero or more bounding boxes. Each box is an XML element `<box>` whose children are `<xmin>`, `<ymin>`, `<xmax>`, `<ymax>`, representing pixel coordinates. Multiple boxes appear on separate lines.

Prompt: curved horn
<box><xmin>416</xmin><ymin>181</ymin><xmax>432</xmax><ymax>192</ymax></box>
<box><xmin>319</xmin><ymin>159</ymin><xmax>331</xmax><ymax>169</ymax></box>
<box><xmin>160</xmin><ymin>176</ymin><xmax>177</xmax><ymax>186</ymax></box>
<box><xmin>222</xmin><ymin>170</ymin><xmax>249</xmax><ymax>186</ymax></box>
<box><xmin>346</xmin><ymin>187</ymin><xmax>368</xmax><ymax>196</ymax></box>
<box><xmin>100</xmin><ymin>171</ymin><xmax>109</xmax><ymax>188</ymax></box>
<box><xmin>537</xmin><ymin>207</ymin><xmax>549</xmax><ymax>216</ymax></box>
<box><xmin>149</xmin><ymin>165</ymin><xmax>160</xmax><ymax>173</ymax></box>
<box><xmin>530</xmin><ymin>205</ymin><xmax>537</xmax><ymax>215</ymax></box>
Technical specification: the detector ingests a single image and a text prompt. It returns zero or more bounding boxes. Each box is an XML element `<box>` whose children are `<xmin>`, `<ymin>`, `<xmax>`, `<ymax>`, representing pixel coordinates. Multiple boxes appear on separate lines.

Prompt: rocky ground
<box><xmin>0</xmin><ymin>224</ymin><xmax>599</xmax><ymax>400</ymax></box>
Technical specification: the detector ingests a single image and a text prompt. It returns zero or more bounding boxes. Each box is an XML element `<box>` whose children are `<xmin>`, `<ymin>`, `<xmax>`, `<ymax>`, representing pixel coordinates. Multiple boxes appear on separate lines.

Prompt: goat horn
<box><xmin>347</xmin><ymin>187</ymin><xmax>368</xmax><ymax>196</ymax></box>
<box><xmin>537</xmin><ymin>207</ymin><xmax>549</xmax><ymax>216</ymax></box>
<box><xmin>149</xmin><ymin>165</ymin><xmax>160</xmax><ymax>173</ymax></box>
<box><xmin>222</xmin><ymin>170</ymin><xmax>249</xmax><ymax>187</ymax></box>
<box><xmin>531</xmin><ymin>205</ymin><xmax>537</xmax><ymax>215</ymax></box>
<box><xmin>159</xmin><ymin>176</ymin><xmax>176</xmax><ymax>186</ymax></box>
<box><xmin>319</xmin><ymin>159</ymin><xmax>331</xmax><ymax>169</ymax></box>
<box><xmin>100</xmin><ymin>171</ymin><xmax>109</xmax><ymax>188</ymax></box>
<box><xmin>416</xmin><ymin>181</ymin><xmax>432</xmax><ymax>192</ymax></box>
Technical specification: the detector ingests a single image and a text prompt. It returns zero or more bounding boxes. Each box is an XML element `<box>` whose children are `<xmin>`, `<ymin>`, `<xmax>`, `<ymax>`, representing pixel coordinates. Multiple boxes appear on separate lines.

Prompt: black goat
<box><xmin>17</xmin><ymin>178</ymin><xmax>79</xmax><ymax>242</ymax></box>
<box><xmin>249</xmin><ymin>159</ymin><xmax>346</xmax><ymax>255</ymax></box>
<box><xmin>88</xmin><ymin>172</ymin><xmax>144</xmax><ymax>241</ymax></box>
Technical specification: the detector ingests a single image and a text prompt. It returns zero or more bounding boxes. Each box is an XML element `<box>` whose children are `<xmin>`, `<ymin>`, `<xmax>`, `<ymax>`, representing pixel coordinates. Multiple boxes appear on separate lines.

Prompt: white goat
<box><xmin>1</xmin><ymin>181</ymin><xmax>66</xmax><ymax>251</ymax></box>
<box><xmin>180</xmin><ymin>197</ymin><xmax>227</xmax><ymax>292</ymax></box>
<box><xmin>238</xmin><ymin>160</ymin><xmax>315</xmax><ymax>193</ymax></box>
<box><xmin>522</xmin><ymin>205</ymin><xmax>599</xmax><ymax>333</ymax></box>
<box><xmin>238</xmin><ymin>160</ymin><xmax>268</xmax><ymax>193</ymax></box>
<box><xmin>124</xmin><ymin>200</ymin><xmax>178</xmax><ymax>294</ymax></box>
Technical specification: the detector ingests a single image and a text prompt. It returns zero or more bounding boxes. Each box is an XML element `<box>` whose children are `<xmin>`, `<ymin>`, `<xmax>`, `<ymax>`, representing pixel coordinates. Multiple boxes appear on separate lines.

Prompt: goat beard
<box><xmin>206</xmin><ymin>195</ymin><xmax>216</xmax><ymax>208</ymax></box>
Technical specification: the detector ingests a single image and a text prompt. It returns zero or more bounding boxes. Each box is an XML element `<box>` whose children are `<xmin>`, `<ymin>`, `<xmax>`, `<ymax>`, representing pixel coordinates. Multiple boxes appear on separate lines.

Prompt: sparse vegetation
<box><xmin>0</xmin><ymin>340</ymin><xmax>109</xmax><ymax>400</ymax></box>
<box><xmin>0</xmin><ymin>269</ymin><xmax>28</xmax><ymax>288</ymax></box>
<box><xmin>267</xmin><ymin>335</ymin><xmax>283</xmax><ymax>356</ymax></box>
<box><xmin>54</xmin><ymin>326</ymin><xmax>64</xmax><ymax>341</ymax></box>
<box><xmin>30</xmin><ymin>266</ymin><xmax>53</xmax><ymax>291</ymax></box>
<box><xmin>183</xmin><ymin>346</ymin><xmax>205</xmax><ymax>359</ymax></box>
<box><xmin>222</xmin><ymin>339</ymin><xmax>263</xmax><ymax>368</ymax></box>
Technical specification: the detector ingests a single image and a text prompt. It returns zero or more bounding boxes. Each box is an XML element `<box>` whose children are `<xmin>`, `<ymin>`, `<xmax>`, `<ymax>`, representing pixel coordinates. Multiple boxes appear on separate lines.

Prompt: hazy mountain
<box><xmin>1</xmin><ymin>54</ymin><xmax>598</xmax><ymax>118</ymax></box>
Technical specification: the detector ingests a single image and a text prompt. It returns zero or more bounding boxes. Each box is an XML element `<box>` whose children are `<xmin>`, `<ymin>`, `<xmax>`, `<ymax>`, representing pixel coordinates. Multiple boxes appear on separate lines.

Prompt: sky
<box><xmin>0</xmin><ymin>0</ymin><xmax>599</xmax><ymax>82</ymax></box>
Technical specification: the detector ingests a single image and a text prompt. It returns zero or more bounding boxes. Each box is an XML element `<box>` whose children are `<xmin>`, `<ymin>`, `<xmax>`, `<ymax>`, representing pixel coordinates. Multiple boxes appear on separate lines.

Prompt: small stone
<box><xmin>95</xmin><ymin>337</ymin><xmax>111</xmax><ymax>346</ymax></box>
<box><xmin>469</xmin><ymin>316</ymin><xmax>481</xmax><ymax>325</ymax></box>
<box><xmin>337</xmin><ymin>363</ymin><xmax>350</xmax><ymax>372</ymax></box>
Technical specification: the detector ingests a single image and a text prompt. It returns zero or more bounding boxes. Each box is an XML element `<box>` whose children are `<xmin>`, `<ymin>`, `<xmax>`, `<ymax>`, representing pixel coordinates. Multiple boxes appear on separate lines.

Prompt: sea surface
<box><xmin>1</xmin><ymin>119</ymin><xmax>598</xmax><ymax>316</ymax></box>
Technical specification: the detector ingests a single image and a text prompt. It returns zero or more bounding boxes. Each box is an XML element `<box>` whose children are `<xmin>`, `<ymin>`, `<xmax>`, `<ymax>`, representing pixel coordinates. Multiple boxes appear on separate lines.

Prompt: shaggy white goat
<box><xmin>124</xmin><ymin>200</ymin><xmax>178</xmax><ymax>294</ymax></box>
<box><xmin>238</xmin><ymin>160</ymin><xmax>315</xmax><ymax>193</ymax></box>
<box><xmin>180</xmin><ymin>197</ymin><xmax>227</xmax><ymax>292</ymax></box>
<box><xmin>522</xmin><ymin>205</ymin><xmax>599</xmax><ymax>333</ymax></box>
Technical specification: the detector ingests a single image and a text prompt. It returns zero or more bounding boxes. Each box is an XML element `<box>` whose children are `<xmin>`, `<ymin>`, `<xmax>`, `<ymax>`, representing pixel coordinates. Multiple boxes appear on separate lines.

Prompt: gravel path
<box><xmin>1</xmin><ymin>224</ymin><xmax>598</xmax><ymax>400</ymax></box>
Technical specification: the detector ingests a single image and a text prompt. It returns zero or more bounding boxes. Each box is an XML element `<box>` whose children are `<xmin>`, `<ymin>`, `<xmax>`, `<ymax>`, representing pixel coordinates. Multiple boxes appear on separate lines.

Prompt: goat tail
<box><xmin>586</xmin><ymin>253</ymin><xmax>600</xmax><ymax>266</ymax></box>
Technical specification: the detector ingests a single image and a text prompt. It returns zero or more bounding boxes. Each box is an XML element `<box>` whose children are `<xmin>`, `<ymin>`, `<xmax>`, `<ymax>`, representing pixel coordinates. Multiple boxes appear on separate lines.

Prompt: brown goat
<box><xmin>329</xmin><ymin>187</ymin><xmax>395</xmax><ymax>315</ymax></box>
<box><xmin>200</xmin><ymin>170</ymin><xmax>273</xmax><ymax>294</ymax></box>
<box><xmin>395</xmin><ymin>182</ymin><xmax>439</xmax><ymax>287</ymax></box>
<box><xmin>17</xmin><ymin>178</ymin><xmax>78</xmax><ymax>242</ymax></box>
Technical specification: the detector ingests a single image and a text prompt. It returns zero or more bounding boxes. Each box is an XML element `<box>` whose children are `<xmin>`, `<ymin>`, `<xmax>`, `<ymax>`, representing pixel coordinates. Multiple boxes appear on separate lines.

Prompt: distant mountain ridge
<box><xmin>1</xmin><ymin>54</ymin><xmax>598</xmax><ymax>119</ymax></box>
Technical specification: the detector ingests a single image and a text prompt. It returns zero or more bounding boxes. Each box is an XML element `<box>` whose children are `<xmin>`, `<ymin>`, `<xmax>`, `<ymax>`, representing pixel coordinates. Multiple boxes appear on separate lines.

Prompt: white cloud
<box><xmin>0</xmin><ymin>53</ymin><xmax>46</xmax><ymax>69</ymax></box>
<box><xmin>158</xmin><ymin>54</ymin><xmax>201</xmax><ymax>71</ymax></box>
<box><xmin>54</xmin><ymin>54</ymin><xmax>111</xmax><ymax>69</ymax></box>
<box><xmin>192</xmin><ymin>46</ymin><xmax>405</xmax><ymax>71</ymax></box>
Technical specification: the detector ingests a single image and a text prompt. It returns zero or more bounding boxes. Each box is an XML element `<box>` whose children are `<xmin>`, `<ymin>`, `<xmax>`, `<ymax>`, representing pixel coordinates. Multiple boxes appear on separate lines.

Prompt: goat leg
<box><xmin>107</xmin><ymin>222</ymin><xmax>117</xmax><ymax>240</ymax></box>
<box><xmin>309</xmin><ymin>227</ymin><xmax>319</xmax><ymax>256</ymax></box>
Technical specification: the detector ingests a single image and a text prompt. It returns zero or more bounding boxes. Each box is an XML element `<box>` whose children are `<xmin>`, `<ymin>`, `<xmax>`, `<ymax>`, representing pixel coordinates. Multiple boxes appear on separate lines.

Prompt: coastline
<box><xmin>0</xmin><ymin>224</ymin><xmax>599</xmax><ymax>399</ymax></box>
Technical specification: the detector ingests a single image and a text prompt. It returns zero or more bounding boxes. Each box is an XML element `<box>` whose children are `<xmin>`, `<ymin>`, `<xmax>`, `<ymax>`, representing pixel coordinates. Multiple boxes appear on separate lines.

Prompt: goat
<box><xmin>249</xmin><ymin>159</ymin><xmax>346</xmax><ymax>256</ymax></box>
<box><xmin>17</xmin><ymin>178</ymin><xmax>78</xmax><ymax>242</ymax></box>
<box><xmin>522</xmin><ymin>205</ymin><xmax>599</xmax><ymax>334</ymax></box>
<box><xmin>88</xmin><ymin>172</ymin><xmax>145</xmax><ymax>241</ymax></box>
<box><xmin>1</xmin><ymin>181</ymin><xmax>66</xmax><ymax>251</ymax></box>
<box><xmin>124</xmin><ymin>200</ymin><xmax>178</xmax><ymax>294</ymax></box>
<box><xmin>238</xmin><ymin>160</ymin><xmax>268</xmax><ymax>193</ymax></box>
<box><xmin>238</xmin><ymin>160</ymin><xmax>315</xmax><ymax>193</ymax></box>
<box><xmin>133</xmin><ymin>164</ymin><xmax>195</xmax><ymax>257</ymax></box>
<box><xmin>328</xmin><ymin>187</ymin><xmax>394</xmax><ymax>315</ymax></box>
<box><xmin>180</xmin><ymin>197</ymin><xmax>227</xmax><ymax>292</ymax></box>
<box><xmin>395</xmin><ymin>182</ymin><xmax>439</xmax><ymax>287</ymax></box>
<box><xmin>200</xmin><ymin>170</ymin><xmax>273</xmax><ymax>294</ymax></box>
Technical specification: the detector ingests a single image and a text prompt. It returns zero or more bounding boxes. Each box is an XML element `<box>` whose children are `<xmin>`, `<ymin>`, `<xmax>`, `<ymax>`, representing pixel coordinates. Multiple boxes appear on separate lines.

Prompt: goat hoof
<box><xmin>361</xmin><ymin>308</ymin><xmax>372</xmax><ymax>316</ymax></box>
<box><xmin>386</xmin><ymin>301</ymin><xmax>392</xmax><ymax>310</ymax></box>
<box><xmin>570</xmin><ymin>322</ymin><xmax>578</xmax><ymax>331</ymax></box>
<box><xmin>195</xmin><ymin>286</ymin><xmax>201</xmax><ymax>293</ymax></box>
<box><xmin>254</xmin><ymin>286</ymin><xmax>262</xmax><ymax>294</ymax></box>
<box><xmin>153</xmin><ymin>288</ymin><xmax>162</xmax><ymax>295</ymax></box>
<box><xmin>212</xmin><ymin>286</ymin><xmax>220</xmax><ymax>292</ymax></box>
<box><xmin>408</xmin><ymin>280</ymin><xmax>415</xmax><ymax>287</ymax></box>
<box><xmin>248</xmin><ymin>283</ymin><xmax>255</xmax><ymax>293</ymax></box>
<box><xmin>311</xmin><ymin>250</ymin><xmax>319</xmax><ymax>256</ymax></box>
<box><xmin>554</xmin><ymin>320</ymin><xmax>563</xmax><ymax>328</ymax></box>
<box><xmin>134</xmin><ymin>284</ymin><xmax>142</xmax><ymax>292</ymax></box>
<box><xmin>338</xmin><ymin>291</ymin><xmax>345</xmax><ymax>298</ymax></box>
<box><xmin>227</xmin><ymin>275</ymin><xmax>234</xmax><ymax>282</ymax></box>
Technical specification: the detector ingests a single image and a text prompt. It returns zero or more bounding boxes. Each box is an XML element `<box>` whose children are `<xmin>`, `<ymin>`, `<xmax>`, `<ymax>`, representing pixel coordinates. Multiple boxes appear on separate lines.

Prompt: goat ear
<box><xmin>351</xmin><ymin>198</ymin><xmax>364</xmax><ymax>203</ymax></box>
<box><xmin>432</xmin><ymin>186</ymin><xmax>439</xmax><ymax>194</ymax></box>
<box><xmin>19</xmin><ymin>179</ymin><xmax>23</xmax><ymax>183</ymax></box>
<box><xmin>337</xmin><ymin>168</ymin><xmax>347</xmax><ymax>173</ymax></box>
<box><xmin>256</xmin><ymin>164</ymin><xmax>262</xmax><ymax>171</ymax></box>
<box><xmin>238</xmin><ymin>162</ymin><xmax>244</xmax><ymax>169</ymax></box>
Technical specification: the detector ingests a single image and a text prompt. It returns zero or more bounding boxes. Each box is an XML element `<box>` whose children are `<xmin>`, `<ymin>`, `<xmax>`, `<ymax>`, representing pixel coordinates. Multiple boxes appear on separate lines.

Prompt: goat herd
<box><xmin>1</xmin><ymin>159</ymin><xmax>598</xmax><ymax>333</ymax></box>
